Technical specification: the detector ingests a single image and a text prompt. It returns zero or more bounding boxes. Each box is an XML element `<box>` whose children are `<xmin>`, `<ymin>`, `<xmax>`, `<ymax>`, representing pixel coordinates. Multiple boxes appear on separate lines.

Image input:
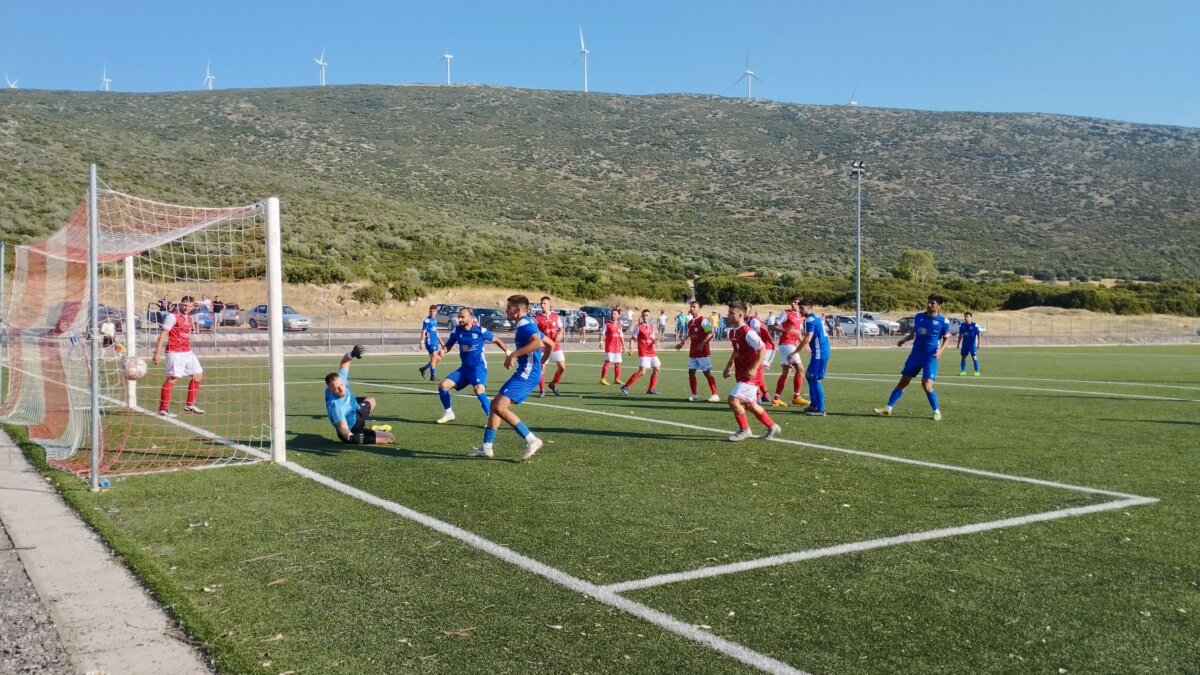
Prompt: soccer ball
<box><xmin>122</xmin><ymin>356</ymin><xmax>148</xmax><ymax>381</ymax></box>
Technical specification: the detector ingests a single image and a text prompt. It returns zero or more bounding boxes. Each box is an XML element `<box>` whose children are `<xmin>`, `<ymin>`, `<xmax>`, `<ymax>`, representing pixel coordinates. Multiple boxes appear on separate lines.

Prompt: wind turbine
<box><xmin>732</xmin><ymin>53</ymin><xmax>759</xmax><ymax>100</ymax></box>
<box><xmin>203</xmin><ymin>60</ymin><xmax>215</xmax><ymax>90</ymax></box>
<box><xmin>314</xmin><ymin>48</ymin><xmax>327</xmax><ymax>86</ymax></box>
<box><xmin>4</xmin><ymin>73</ymin><xmax>17</xmax><ymax>89</ymax></box>
<box><xmin>101</xmin><ymin>63</ymin><xmax>111</xmax><ymax>92</ymax></box>
<box><xmin>441</xmin><ymin>48</ymin><xmax>453</xmax><ymax>85</ymax></box>
<box><xmin>848</xmin><ymin>81</ymin><xmax>859</xmax><ymax>106</ymax></box>
<box><xmin>575</xmin><ymin>27</ymin><xmax>589</xmax><ymax>93</ymax></box>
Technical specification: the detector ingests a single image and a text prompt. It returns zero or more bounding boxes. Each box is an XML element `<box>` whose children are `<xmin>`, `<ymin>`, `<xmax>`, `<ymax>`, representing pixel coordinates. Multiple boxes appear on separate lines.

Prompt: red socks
<box><xmin>159</xmin><ymin>379</ymin><xmax>175</xmax><ymax>411</ymax></box>
<box><xmin>734</xmin><ymin>412</ymin><xmax>749</xmax><ymax>430</ymax></box>
<box><xmin>186</xmin><ymin>379</ymin><xmax>200</xmax><ymax>406</ymax></box>
<box><xmin>689</xmin><ymin>372</ymin><xmax>698</xmax><ymax>395</ymax></box>
<box><xmin>705</xmin><ymin>372</ymin><xmax>717</xmax><ymax>395</ymax></box>
<box><xmin>648</xmin><ymin>372</ymin><xmax>659</xmax><ymax>391</ymax></box>
<box><xmin>755</xmin><ymin>409</ymin><xmax>775</xmax><ymax>428</ymax></box>
<box><xmin>624</xmin><ymin>372</ymin><xmax>642</xmax><ymax>388</ymax></box>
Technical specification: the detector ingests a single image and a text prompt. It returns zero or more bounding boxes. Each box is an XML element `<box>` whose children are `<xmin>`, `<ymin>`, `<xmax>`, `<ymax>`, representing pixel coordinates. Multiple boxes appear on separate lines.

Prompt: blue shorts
<box><xmin>425</xmin><ymin>340</ymin><xmax>440</xmax><ymax>355</ymax></box>
<box><xmin>960</xmin><ymin>345</ymin><xmax>978</xmax><ymax>357</ymax></box>
<box><xmin>497</xmin><ymin>372</ymin><xmax>539</xmax><ymax>404</ymax></box>
<box><xmin>902</xmin><ymin>353</ymin><xmax>939</xmax><ymax>380</ymax></box>
<box><xmin>445</xmin><ymin>366</ymin><xmax>487</xmax><ymax>391</ymax></box>
<box><xmin>807</xmin><ymin>354</ymin><xmax>829</xmax><ymax>380</ymax></box>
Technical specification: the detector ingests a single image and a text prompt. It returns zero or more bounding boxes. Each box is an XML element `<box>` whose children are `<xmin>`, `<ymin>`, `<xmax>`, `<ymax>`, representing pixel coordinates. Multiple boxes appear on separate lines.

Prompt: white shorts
<box><xmin>762</xmin><ymin>349</ymin><xmax>776</xmax><ymax>369</ymax></box>
<box><xmin>548</xmin><ymin>349</ymin><xmax>565</xmax><ymax>363</ymax></box>
<box><xmin>604</xmin><ymin>352</ymin><xmax>623</xmax><ymax>363</ymax></box>
<box><xmin>165</xmin><ymin>351</ymin><xmax>203</xmax><ymax>378</ymax></box>
<box><xmin>638</xmin><ymin>356</ymin><xmax>662</xmax><ymax>369</ymax></box>
<box><xmin>777</xmin><ymin>344</ymin><xmax>803</xmax><ymax>367</ymax></box>
<box><xmin>687</xmin><ymin>356</ymin><xmax>713</xmax><ymax>371</ymax></box>
<box><xmin>729</xmin><ymin>381</ymin><xmax>760</xmax><ymax>403</ymax></box>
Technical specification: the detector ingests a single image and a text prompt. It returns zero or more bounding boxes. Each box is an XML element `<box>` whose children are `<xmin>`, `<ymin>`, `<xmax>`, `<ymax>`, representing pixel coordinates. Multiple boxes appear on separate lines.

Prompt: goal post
<box><xmin>0</xmin><ymin>166</ymin><xmax>288</xmax><ymax>480</ymax></box>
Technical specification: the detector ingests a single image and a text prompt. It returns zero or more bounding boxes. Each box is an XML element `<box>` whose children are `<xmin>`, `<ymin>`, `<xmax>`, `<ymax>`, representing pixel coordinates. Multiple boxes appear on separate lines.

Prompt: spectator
<box><xmin>657</xmin><ymin>311</ymin><xmax>668</xmax><ymax>339</ymax></box>
<box><xmin>200</xmin><ymin>295</ymin><xmax>213</xmax><ymax>311</ymax></box>
<box><xmin>675</xmin><ymin>309</ymin><xmax>687</xmax><ymax>337</ymax></box>
<box><xmin>212</xmin><ymin>296</ymin><xmax>226</xmax><ymax>314</ymax></box>
<box><xmin>576</xmin><ymin>311</ymin><xmax>588</xmax><ymax>344</ymax></box>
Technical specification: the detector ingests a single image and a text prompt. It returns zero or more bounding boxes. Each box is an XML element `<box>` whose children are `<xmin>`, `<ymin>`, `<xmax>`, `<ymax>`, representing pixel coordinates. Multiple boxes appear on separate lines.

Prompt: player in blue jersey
<box><xmin>432</xmin><ymin>307</ymin><xmax>510</xmax><ymax>424</ymax></box>
<box><xmin>324</xmin><ymin>345</ymin><xmax>395</xmax><ymax>444</ymax></box>
<box><xmin>874</xmin><ymin>294</ymin><xmax>951</xmax><ymax>420</ymax></box>
<box><xmin>474</xmin><ymin>295</ymin><xmax>546</xmax><ymax>461</ymax></box>
<box><xmin>795</xmin><ymin>298</ymin><xmax>831</xmax><ymax>416</ymax></box>
<box><xmin>957</xmin><ymin>312</ymin><xmax>983</xmax><ymax>376</ymax></box>
<box><xmin>418</xmin><ymin>305</ymin><xmax>441</xmax><ymax>381</ymax></box>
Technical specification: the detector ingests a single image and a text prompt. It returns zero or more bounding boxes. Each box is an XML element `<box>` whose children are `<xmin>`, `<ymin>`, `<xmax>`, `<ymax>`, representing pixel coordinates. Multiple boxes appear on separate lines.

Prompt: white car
<box><xmin>247</xmin><ymin>304</ymin><xmax>312</xmax><ymax>331</ymax></box>
<box><xmin>833</xmin><ymin>315</ymin><xmax>880</xmax><ymax>336</ymax></box>
<box><xmin>859</xmin><ymin>312</ymin><xmax>900</xmax><ymax>335</ymax></box>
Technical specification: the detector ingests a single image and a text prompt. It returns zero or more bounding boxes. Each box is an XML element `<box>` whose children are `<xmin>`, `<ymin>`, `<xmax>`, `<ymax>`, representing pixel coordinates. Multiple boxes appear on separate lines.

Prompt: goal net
<box><xmin>0</xmin><ymin>175</ymin><xmax>286</xmax><ymax>479</ymax></box>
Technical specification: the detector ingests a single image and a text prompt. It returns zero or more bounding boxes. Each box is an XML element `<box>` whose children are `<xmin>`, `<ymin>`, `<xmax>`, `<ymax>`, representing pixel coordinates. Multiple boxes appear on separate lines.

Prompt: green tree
<box><xmin>891</xmin><ymin>250</ymin><xmax>937</xmax><ymax>283</ymax></box>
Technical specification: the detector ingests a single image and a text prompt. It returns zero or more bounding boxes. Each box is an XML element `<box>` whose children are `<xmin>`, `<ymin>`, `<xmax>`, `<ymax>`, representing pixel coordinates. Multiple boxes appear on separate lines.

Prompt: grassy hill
<box><xmin>2</xmin><ymin>85</ymin><xmax>1198</xmax><ymax>292</ymax></box>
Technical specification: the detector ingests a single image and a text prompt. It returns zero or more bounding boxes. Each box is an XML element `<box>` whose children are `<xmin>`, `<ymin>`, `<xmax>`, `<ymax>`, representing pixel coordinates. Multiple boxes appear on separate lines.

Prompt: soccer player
<box><xmin>722</xmin><ymin>301</ymin><xmax>782</xmax><ymax>442</ymax></box>
<box><xmin>675</xmin><ymin>301</ymin><xmax>720</xmax><ymax>402</ymax></box>
<box><xmin>535</xmin><ymin>297</ymin><xmax>567</xmax><ymax>396</ymax></box>
<box><xmin>152</xmin><ymin>295</ymin><xmax>205</xmax><ymax>417</ymax></box>
<box><xmin>771</xmin><ymin>296</ymin><xmax>810</xmax><ymax>407</ymax></box>
<box><xmin>957</xmin><ymin>312</ymin><xmax>983</xmax><ymax>376</ymax></box>
<box><xmin>418</xmin><ymin>304</ymin><xmax>441</xmax><ymax>382</ymax></box>
<box><xmin>874</xmin><ymin>294</ymin><xmax>951</xmax><ymax>421</ymax></box>
<box><xmin>796</xmin><ymin>298</ymin><xmax>831</xmax><ymax>416</ymax></box>
<box><xmin>474</xmin><ymin>295</ymin><xmax>545</xmax><ymax>461</ymax></box>
<box><xmin>432</xmin><ymin>307</ymin><xmax>510</xmax><ymax>424</ymax></box>
<box><xmin>747</xmin><ymin>308</ymin><xmax>777</xmax><ymax>403</ymax></box>
<box><xmin>325</xmin><ymin>345</ymin><xmax>395</xmax><ymax>445</ymax></box>
<box><xmin>622</xmin><ymin>309</ymin><xmax>662</xmax><ymax>395</ymax></box>
<box><xmin>599</xmin><ymin>307</ymin><xmax>627</xmax><ymax>385</ymax></box>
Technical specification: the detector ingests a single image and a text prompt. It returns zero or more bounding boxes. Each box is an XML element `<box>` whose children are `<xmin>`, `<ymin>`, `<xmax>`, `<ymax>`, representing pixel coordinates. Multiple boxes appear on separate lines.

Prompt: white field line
<box><xmin>358</xmin><ymin>381</ymin><xmax>1148</xmax><ymax>500</ymax></box>
<box><xmin>603</xmin><ymin>496</ymin><xmax>1156</xmax><ymax>593</ymax></box>
<box><xmin>279</xmin><ymin>459</ymin><xmax>806</xmax><ymax>675</ymax></box>
<box><xmin>832</xmin><ymin>372</ymin><xmax>1200</xmax><ymax>392</ymax></box>
<box><xmin>825</xmin><ymin>375</ymin><xmax>1200</xmax><ymax>403</ymax></box>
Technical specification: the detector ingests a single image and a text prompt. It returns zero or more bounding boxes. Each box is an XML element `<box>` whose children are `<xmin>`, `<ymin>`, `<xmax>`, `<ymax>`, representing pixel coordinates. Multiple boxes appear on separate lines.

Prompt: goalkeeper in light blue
<box><xmin>957</xmin><ymin>312</ymin><xmax>983</xmax><ymax>376</ymax></box>
<box><xmin>874</xmin><ymin>294</ymin><xmax>951</xmax><ymax>421</ymax></box>
<box><xmin>431</xmin><ymin>307</ymin><xmax>510</xmax><ymax>425</ymax></box>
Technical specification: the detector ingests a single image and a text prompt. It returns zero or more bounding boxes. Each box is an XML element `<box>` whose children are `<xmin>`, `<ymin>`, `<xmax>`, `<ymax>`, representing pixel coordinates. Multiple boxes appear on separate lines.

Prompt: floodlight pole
<box><xmin>850</xmin><ymin>161</ymin><xmax>866</xmax><ymax>347</ymax></box>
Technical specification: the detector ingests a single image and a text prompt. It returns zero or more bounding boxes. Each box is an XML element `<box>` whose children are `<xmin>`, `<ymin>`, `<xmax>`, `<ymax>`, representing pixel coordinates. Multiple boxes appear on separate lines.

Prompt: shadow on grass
<box><xmin>1098</xmin><ymin>418</ymin><xmax>1200</xmax><ymax>427</ymax></box>
<box><xmin>534</xmin><ymin>426</ymin><xmax>709</xmax><ymax>442</ymax></box>
<box><xmin>286</xmin><ymin>433</ymin><xmax>500</xmax><ymax>462</ymax></box>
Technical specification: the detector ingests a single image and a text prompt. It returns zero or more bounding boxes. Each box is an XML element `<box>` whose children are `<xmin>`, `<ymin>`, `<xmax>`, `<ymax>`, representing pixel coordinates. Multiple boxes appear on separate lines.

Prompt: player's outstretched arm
<box><xmin>490</xmin><ymin>337</ymin><xmax>510</xmax><ymax>354</ymax></box>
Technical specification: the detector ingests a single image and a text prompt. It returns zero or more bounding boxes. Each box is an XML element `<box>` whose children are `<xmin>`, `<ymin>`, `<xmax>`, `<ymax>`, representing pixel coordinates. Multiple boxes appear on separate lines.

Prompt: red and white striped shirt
<box><xmin>160</xmin><ymin>311</ymin><xmax>193</xmax><ymax>352</ymax></box>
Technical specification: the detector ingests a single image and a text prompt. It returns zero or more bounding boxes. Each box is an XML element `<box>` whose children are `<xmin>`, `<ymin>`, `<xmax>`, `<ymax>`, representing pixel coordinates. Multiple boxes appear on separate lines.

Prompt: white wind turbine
<box><xmin>101</xmin><ymin>63</ymin><xmax>112</xmax><ymax>91</ymax></box>
<box><xmin>4</xmin><ymin>73</ymin><xmax>17</xmax><ymax>89</ymax></box>
<box><xmin>203</xmin><ymin>60</ymin><xmax>215</xmax><ymax>90</ymax></box>
<box><xmin>441</xmin><ymin>48</ymin><xmax>453</xmax><ymax>85</ymax></box>
<box><xmin>732</xmin><ymin>53</ymin><xmax>759</xmax><ymax>100</ymax></box>
<box><xmin>575</xmin><ymin>27</ymin><xmax>589</xmax><ymax>93</ymax></box>
<box><xmin>314</xmin><ymin>48</ymin><xmax>328</xmax><ymax>86</ymax></box>
<box><xmin>848</xmin><ymin>81</ymin><xmax>859</xmax><ymax>106</ymax></box>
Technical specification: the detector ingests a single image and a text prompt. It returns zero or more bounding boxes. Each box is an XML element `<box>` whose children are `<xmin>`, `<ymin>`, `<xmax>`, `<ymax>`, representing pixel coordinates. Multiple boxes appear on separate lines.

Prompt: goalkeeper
<box><xmin>325</xmin><ymin>345</ymin><xmax>395</xmax><ymax>444</ymax></box>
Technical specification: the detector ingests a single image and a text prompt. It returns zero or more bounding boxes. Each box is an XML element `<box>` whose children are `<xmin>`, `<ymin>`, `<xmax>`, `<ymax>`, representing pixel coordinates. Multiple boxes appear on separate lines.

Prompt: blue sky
<box><xmin>1</xmin><ymin>0</ymin><xmax>1196</xmax><ymax>128</ymax></box>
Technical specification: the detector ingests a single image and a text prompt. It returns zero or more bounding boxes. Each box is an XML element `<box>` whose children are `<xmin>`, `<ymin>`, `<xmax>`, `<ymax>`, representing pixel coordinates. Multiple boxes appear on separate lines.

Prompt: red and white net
<box><xmin>1</xmin><ymin>185</ymin><xmax>273</xmax><ymax>477</ymax></box>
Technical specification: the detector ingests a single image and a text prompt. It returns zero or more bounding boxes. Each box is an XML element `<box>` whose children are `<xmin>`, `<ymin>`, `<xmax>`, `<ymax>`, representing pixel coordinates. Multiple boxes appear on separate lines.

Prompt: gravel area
<box><xmin>0</xmin><ymin>518</ymin><xmax>72</xmax><ymax>674</ymax></box>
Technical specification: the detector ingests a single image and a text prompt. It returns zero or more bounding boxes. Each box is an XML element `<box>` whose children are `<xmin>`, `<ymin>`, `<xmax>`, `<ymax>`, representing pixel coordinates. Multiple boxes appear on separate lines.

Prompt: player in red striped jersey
<box><xmin>151</xmin><ymin>295</ymin><xmax>204</xmax><ymax>417</ymax></box>
<box><xmin>535</xmin><ymin>296</ymin><xmax>567</xmax><ymax>397</ymax></box>
<box><xmin>771</xmin><ymin>296</ymin><xmax>811</xmax><ymax>407</ymax></box>
<box><xmin>599</xmin><ymin>307</ymin><xmax>627</xmax><ymax>385</ymax></box>
<box><xmin>674</xmin><ymin>300</ymin><xmax>720</xmax><ymax>402</ymax></box>
<box><xmin>621</xmin><ymin>309</ymin><xmax>662</xmax><ymax>395</ymax></box>
<box><xmin>722</xmin><ymin>301</ymin><xmax>782</xmax><ymax>442</ymax></box>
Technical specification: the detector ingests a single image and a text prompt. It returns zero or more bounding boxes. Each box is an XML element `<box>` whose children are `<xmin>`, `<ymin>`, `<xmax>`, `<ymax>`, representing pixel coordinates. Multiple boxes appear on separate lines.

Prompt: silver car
<box><xmin>248</xmin><ymin>304</ymin><xmax>312</xmax><ymax>331</ymax></box>
<box><xmin>833</xmin><ymin>314</ymin><xmax>881</xmax><ymax>336</ymax></box>
<box><xmin>859</xmin><ymin>312</ymin><xmax>900</xmax><ymax>335</ymax></box>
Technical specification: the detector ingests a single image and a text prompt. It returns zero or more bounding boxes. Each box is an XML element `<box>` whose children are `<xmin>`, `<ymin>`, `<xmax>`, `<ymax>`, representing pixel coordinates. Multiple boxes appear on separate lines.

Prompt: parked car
<box><xmin>189</xmin><ymin>306</ymin><xmax>215</xmax><ymax>332</ymax></box>
<box><xmin>559</xmin><ymin>308</ymin><xmax>599</xmax><ymax>332</ymax></box>
<box><xmin>897</xmin><ymin>316</ymin><xmax>916</xmax><ymax>335</ymax></box>
<box><xmin>473</xmin><ymin>307</ymin><xmax>513</xmax><ymax>332</ymax></box>
<box><xmin>946</xmin><ymin>317</ymin><xmax>988</xmax><ymax>336</ymax></box>
<box><xmin>579</xmin><ymin>306</ymin><xmax>631</xmax><ymax>329</ymax></box>
<box><xmin>95</xmin><ymin>304</ymin><xmax>143</xmax><ymax>332</ymax></box>
<box><xmin>435</xmin><ymin>303</ymin><xmax>464</xmax><ymax>329</ymax></box>
<box><xmin>247</xmin><ymin>304</ymin><xmax>312</xmax><ymax>331</ymax></box>
<box><xmin>859</xmin><ymin>311</ymin><xmax>900</xmax><ymax>335</ymax></box>
<box><xmin>832</xmin><ymin>314</ymin><xmax>880</xmax><ymax>336</ymax></box>
<box><xmin>216</xmin><ymin>303</ymin><xmax>243</xmax><ymax>327</ymax></box>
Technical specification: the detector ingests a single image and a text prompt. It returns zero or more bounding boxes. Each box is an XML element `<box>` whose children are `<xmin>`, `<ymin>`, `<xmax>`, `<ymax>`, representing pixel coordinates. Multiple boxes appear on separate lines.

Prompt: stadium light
<box><xmin>849</xmin><ymin>160</ymin><xmax>866</xmax><ymax>347</ymax></box>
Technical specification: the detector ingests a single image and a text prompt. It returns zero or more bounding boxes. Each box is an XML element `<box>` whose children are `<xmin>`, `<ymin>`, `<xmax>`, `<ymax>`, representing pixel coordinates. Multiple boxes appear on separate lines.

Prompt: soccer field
<box><xmin>26</xmin><ymin>344</ymin><xmax>1200</xmax><ymax>674</ymax></box>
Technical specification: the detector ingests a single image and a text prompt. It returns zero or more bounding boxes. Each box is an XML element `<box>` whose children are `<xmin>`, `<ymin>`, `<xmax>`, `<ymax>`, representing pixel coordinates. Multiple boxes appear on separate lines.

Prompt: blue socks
<box><xmin>960</xmin><ymin>357</ymin><xmax>967</xmax><ymax>371</ymax></box>
<box><xmin>482</xmin><ymin>428</ymin><xmax>497</xmax><ymax>445</ymax></box>
<box><xmin>438</xmin><ymin>389</ymin><xmax>451</xmax><ymax>410</ymax></box>
<box><xmin>514</xmin><ymin>422</ymin><xmax>531</xmax><ymax>439</ymax></box>
<box><xmin>887</xmin><ymin>389</ymin><xmax>903</xmax><ymax>407</ymax></box>
<box><xmin>974</xmin><ymin>358</ymin><xmax>980</xmax><ymax>373</ymax></box>
<box><xmin>477</xmin><ymin>392</ymin><xmax>491</xmax><ymax>415</ymax></box>
<box><xmin>807</xmin><ymin>373</ymin><xmax>825</xmax><ymax>411</ymax></box>
<box><xmin>927</xmin><ymin>390</ymin><xmax>939</xmax><ymax>411</ymax></box>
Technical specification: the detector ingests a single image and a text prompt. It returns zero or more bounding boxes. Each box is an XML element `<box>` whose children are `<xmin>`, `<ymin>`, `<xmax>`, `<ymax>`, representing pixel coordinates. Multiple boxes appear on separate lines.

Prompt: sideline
<box><xmin>0</xmin><ymin>431</ymin><xmax>212</xmax><ymax>674</ymax></box>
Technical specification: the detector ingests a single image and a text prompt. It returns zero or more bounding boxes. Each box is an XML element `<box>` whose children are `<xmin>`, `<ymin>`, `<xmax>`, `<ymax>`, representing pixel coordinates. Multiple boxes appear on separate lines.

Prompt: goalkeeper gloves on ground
<box><xmin>349</xmin><ymin>344</ymin><xmax>366</xmax><ymax>359</ymax></box>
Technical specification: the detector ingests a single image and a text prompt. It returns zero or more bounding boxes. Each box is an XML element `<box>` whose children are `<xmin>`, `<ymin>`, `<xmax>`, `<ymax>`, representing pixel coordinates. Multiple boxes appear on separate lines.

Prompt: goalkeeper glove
<box><xmin>344</xmin><ymin>432</ymin><xmax>365</xmax><ymax>444</ymax></box>
<box><xmin>349</xmin><ymin>344</ymin><xmax>366</xmax><ymax>359</ymax></box>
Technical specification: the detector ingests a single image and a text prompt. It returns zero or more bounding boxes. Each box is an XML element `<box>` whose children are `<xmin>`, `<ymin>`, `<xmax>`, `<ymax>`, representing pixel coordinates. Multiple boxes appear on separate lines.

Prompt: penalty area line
<box><xmin>602</xmin><ymin>495</ymin><xmax>1157</xmax><ymax>593</ymax></box>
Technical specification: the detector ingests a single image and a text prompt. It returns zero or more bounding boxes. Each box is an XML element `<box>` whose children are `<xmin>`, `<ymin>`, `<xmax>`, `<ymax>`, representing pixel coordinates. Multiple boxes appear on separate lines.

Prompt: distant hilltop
<box><xmin>1</xmin><ymin>84</ymin><xmax>1198</xmax><ymax>284</ymax></box>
